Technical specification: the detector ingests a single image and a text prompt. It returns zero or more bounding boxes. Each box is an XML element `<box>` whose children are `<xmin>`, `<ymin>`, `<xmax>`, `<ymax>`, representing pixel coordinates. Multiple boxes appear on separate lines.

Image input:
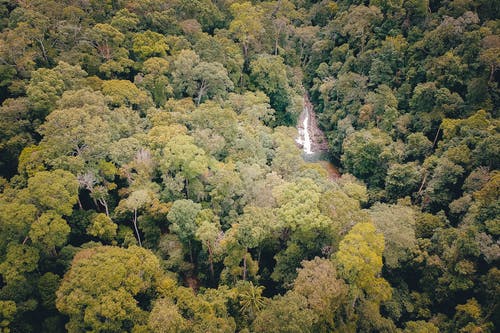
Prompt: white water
<box><xmin>296</xmin><ymin>103</ymin><xmax>313</xmax><ymax>155</ymax></box>
<box><xmin>302</xmin><ymin>107</ymin><xmax>312</xmax><ymax>154</ymax></box>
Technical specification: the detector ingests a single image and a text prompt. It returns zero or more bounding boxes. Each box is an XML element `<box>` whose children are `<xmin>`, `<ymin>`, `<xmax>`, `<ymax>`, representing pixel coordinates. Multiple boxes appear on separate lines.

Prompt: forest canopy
<box><xmin>0</xmin><ymin>0</ymin><xmax>498</xmax><ymax>332</ymax></box>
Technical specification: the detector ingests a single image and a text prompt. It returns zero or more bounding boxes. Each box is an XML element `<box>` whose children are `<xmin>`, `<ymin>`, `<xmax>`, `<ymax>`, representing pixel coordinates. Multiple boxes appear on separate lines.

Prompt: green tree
<box><xmin>38</xmin><ymin>272</ymin><xmax>61</xmax><ymax>310</ymax></box>
<box><xmin>403</xmin><ymin>321</ymin><xmax>439</xmax><ymax>333</ymax></box>
<box><xmin>192</xmin><ymin>61</ymin><xmax>234</xmax><ymax>105</ymax></box>
<box><xmin>250</xmin><ymin>54</ymin><xmax>291</xmax><ymax>120</ymax></box>
<box><xmin>335</xmin><ymin>222</ymin><xmax>393</xmax><ymax>330</ymax></box>
<box><xmin>0</xmin><ymin>243</ymin><xmax>39</xmax><ymax>285</ymax></box>
<box><xmin>148</xmin><ymin>298</ymin><xmax>187</xmax><ymax>333</ymax></box>
<box><xmin>162</xmin><ymin>134</ymin><xmax>210</xmax><ymax>198</ymax></box>
<box><xmin>0</xmin><ymin>300</ymin><xmax>16</xmax><ymax>333</ymax></box>
<box><xmin>385</xmin><ymin>162</ymin><xmax>421</xmax><ymax>200</ymax></box>
<box><xmin>336</xmin><ymin>5</ymin><xmax>382</xmax><ymax>53</ymax></box>
<box><xmin>87</xmin><ymin>213</ymin><xmax>117</xmax><ymax>242</ymax></box>
<box><xmin>195</xmin><ymin>210</ymin><xmax>223</xmax><ymax>283</ymax></box>
<box><xmin>229</xmin><ymin>2</ymin><xmax>265</xmax><ymax>61</ymax></box>
<box><xmin>117</xmin><ymin>189</ymin><xmax>156</xmax><ymax>247</ymax></box>
<box><xmin>26</xmin><ymin>67</ymin><xmax>64</xmax><ymax>117</ymax></box>
<box><xmin>29</xmin><ymin>210</ymin><xmax>71</xmax><ymax>253</ymax></box>
<box><xmin>132</xmin><ymin>30</ymin><xmax>169</xmax><ymax>61</ymax></box>
<box><xmin>168</xmin><ymin>199</ymin><xmax>202</xmax><ymax>263</ymax></box>
<box><xmin>56</xmin><ymin>246</ymin><xmax>162</xmax><ymax>332</ymax></box>
<box><xmin>237</xmin><ymin>281</ymin><xmax>265</xmax><ymax>321</ymax></box>
<box><xmin>101</xmin><ymin>79</ymin><xmax>152</xmax><ymax>109</ymax></box>
<box><xmin>341</xmin><ymin>128</ymin><xmax>396</xmax><ymax>187</ymax></box>
<box><xmin>137</xmin><ymin>57</ymin><xmax>173</xmax><ymax>107</ymax></box>
<box><xmin>293</xmin><ymin>257</ymin><xmax>348</xmax><ymax>330</ymax></box>
<box><xmin>252</xmin><ymin>291</ymin><xmax>317</xmax><ymax>333</ymax></box>
<box><xmin>24</xmin><ymin>169</ymin><xmax>79</xmax><ymax>216</ymax></box>
<box><xmin>369</xmin><ymin>203</ymin><xmax>417</xmax><ymax>269</ymax></box>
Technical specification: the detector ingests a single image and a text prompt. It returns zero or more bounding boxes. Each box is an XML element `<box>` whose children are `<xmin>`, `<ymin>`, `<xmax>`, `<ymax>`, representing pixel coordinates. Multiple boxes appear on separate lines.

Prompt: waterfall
<box><xmin>295</xmin><ymin>94</ymin><xmax>340</xmax><ymax>179</ymax></box>
<box><xmin>302</xmin><ymin>106</ymin><xmax>312</xmax><ymax>154</ymax></box>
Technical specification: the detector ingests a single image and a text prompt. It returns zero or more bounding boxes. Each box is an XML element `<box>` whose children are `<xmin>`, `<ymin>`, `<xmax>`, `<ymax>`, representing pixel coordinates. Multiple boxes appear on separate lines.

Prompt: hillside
<box><xmin>0</xmin><ymin>1</ymin><xmax>498</xmax><ymax>332</ymax></box>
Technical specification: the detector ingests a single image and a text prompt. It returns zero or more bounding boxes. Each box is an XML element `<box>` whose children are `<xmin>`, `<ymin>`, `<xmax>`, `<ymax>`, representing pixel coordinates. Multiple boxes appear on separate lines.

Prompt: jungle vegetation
<box><xmin>0</xmin><ymin>0</ymin><xmax>498</xmax><ymax>332</ymax></box>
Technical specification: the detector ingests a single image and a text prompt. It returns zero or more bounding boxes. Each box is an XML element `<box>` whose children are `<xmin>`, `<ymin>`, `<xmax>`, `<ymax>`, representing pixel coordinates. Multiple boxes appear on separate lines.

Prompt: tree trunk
<box><xmin>196</xmin><ymin>82</ymin><xmax>207</xmax><ymax>106</ymax></box>
<box><xmin>37</xmin><ymin>38</ymin><xmax>49</xmax><ymax>64</ymax></box>
<box><xmin>418</xmin><ymin>173</ymin><xmax>428</xmax><ymax>195</ymax></box>
<box><xmin>133</xmin><ymin>208</ymin><xmax>142</xmax><ymax>247</ymax></box>
<box><xmin>98</xmin><ymin>198</ymin><xmax>109</xmax><ymax>217</ymax></box>
<box><xmin>432</xmin><ymin>127</ymin><xmax>441</xmax><ymax>148</ymax></box>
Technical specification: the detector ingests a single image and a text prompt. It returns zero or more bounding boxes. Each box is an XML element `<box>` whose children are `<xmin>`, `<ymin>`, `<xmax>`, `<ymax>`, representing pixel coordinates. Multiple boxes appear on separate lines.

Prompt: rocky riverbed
<box><xmin>296</xmin><ymin>94</ymin><xmax>340</xmax><ymax>178</ymax></box>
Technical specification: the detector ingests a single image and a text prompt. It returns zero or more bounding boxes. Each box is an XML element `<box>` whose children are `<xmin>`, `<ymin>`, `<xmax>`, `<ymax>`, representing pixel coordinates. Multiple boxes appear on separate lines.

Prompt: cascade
<box><xmin>296</xmin><ymin>94</ymin><xmax>340</xmax><ymax>178</ymax></box>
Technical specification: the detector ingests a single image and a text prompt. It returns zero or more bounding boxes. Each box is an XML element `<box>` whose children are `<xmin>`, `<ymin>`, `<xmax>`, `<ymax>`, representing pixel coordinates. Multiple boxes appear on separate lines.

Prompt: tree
<box><xmin>101</xmin><ymin>79</ymin><xmax>152</xmax><ymax>109</ymax></box>
<box><xmin>38</xmin><ymin>272</ymin><xmax>61</xmax><ymax>310</ymax></box>
<box><xmin>403</xmin><ymin>321</ymin><xmax>439</xmax><ymax>333</ymax></box>
<box><xmin>25</xmin><ymin>67</ymin><xmax>64</xmax><ymax>117</ymax></box>
<box><xmin>117</xmin><ymin>189</ymin><xmax>155</xmax><ymax>247</ymax></box>
<box><xmin>195</xmin><ymin>209</ymin><xmax>223</xmax><ymax>283</ymax></box>
<box><xmin>168</xmin><ymin>199</ymin><xmax>202</xmax><ymax>263</ymax></box>
<box><xmin>56</xmin><ymin>246</ymin><xmax>162</xmax><ymax>332</ymax></box>
<box><xmin>29</xmin><ymin>210</ymin><xmax>71</xmax><ymax>253</ymax></box>
<box><xmin>174</xmin><ymin>0</ymin><xmax>224</xmax><ymax>32</ymax></box>
<box><xmin>405</xmin><ymin>132</ymin><xmax>433</xmax><ymax>161</ymax></box>
<box><xmin>0</xmin><ymin>243</ymin><xmax>39</xmax><ymax>285</ymax></box>
<box><xmin>336</xmin><ymin>5</ymin><xmax>382</xmax><ymax>53</ymax></box>
<box><xmin>341</xmin><ymin>128</ymin><xmax>396</xmax><ymax>187</ymax></box>
<box><xmin>409</xmin><ymin>82</ymin><xmax>463</xmax><ymax>134</ymax></box>
<box><xmin>252</xmin><ymin>291</ymin><xmax>317</xmax><ymax>333</ymax></box>
<box><xmin>385</xmin><ymin>162</ymin><xmax>421</xmax><ymax>200</ymax></box>
<box><xmin>162</xmin><ymin>134</ymin><xmax>210</xmax><ymax>198</ymax></box>
<box><xmin>425</xmin><ymin>51</ymin><xmax>468</xmax><ymax>92</ymax></box>
<box><xmin>293</xmin><ymin>257</ymin><xmax>348</xmax><ymax>330</ymax></box>
<box><xmin>369</xmin><ymin>203</ymin><xmax>417</xmax><ymax>269</ymax></box>
<box><xmin>87</xmin><ymin>213</ymin><xmax>117</xmax><ymax>242</ymax></box>
<box><xmin>318</xmin><ymin>72</ymin><xmax>368</xmax><ymax>132</ymax></box>
<box><xmin>0</xmin><ymin>300</ymin><xmax>16</xmax><ymax>333</ymax></box>
<box><xmin>250</xmin><ymin>54</ymin><xmax>291</xmax><ymax>118</ymax></box>
<box><xmin>0</xmin><ymin>98</ymin><xmax>33</xmax><ymax>177</ymax></box>
<box><xmin>229</xmin><ymin>2</ymin><xmax>265</xmax><ymax>61</ymax></box>
<box><xmin>84</xmin><ymin>23</ymin><xmax>134</xmax><ymax>76</ymax></box>
<box><xmin>479</xmin><ymin>36</ymin><xmax>500</xmax><ymax>82</ymax></box>
<box><xmin>37</xmin><ymin>102</ymin><xmax>112</xmax><ymax>172</ymax></box>
<box><xmin>192</xmin><ymin>61</ymin><xmax>234</xmax><ymax>105</ymax></box>
<box><xmin>171</xmin><ymin>49</ymin><xmax>201</xmax><ymax>98</ymax></box>
<box><xmin>132</xmin><ymin>30</ymin><xmax>169</xmax><ymax>61</ymax></box>
<box><xmin>194</xmin><ymin>34</ymin><xmax>244</xmax><ymax>87</ymax></box>
<box><xmin>364</xmin><ymin>84</ymin><xmax>399</xmax><ymax>133</ymax></box>
<box><xmin>335</xmin><ymin>222</ymin><xmax>393</xmax><ymax>330</ymax></box>
<box><xmin>148</xmin><ymin>298</ymin><xmax>187</xmax><ymax>333</ymax></box>
<box><xmin>423</xmin><ymin>157</ymin><xmax>465</xmax><ymax>210</ymax></box>
<box><xmin>237</xmin><ymin>281</ymin><xmax>265</xmax><ymax>320</ymax></box>
<box><xmin>24</xmin><ymin>169</ymin><xmax>79</xmax><ymax>216</ymax></box>
<box><xmin>170</xmin><ymin>50</ymin><xmax>233</xmax><ymax>105</ymax></box>
<box><xmin>336</xmin><ymin>222</ymin><xmax>390</xmax><ymax>298</ymax></box>
<box><xmin>137</xmin><ymin>57</ymin><xmax>173</xmax><ymax>107</ymax></box>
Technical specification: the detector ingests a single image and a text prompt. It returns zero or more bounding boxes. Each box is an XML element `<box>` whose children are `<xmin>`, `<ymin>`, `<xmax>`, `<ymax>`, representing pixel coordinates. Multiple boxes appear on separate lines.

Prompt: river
<box><xmin>296</xmin><ymin>94</ymin><xmax>340</xmax><ymax>179</ymax></box>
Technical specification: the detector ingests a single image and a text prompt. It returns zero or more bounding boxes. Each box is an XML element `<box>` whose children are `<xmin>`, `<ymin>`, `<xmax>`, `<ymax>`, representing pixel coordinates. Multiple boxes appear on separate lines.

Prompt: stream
<box><xmin>296</xmin><ymin>94</ymin><xmax>340</xmax><ymax>179</ymax></box>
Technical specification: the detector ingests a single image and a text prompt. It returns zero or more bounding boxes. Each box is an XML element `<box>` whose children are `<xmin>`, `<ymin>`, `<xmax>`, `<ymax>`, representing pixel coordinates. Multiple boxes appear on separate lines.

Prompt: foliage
<box><xmin>0</xmin><ymin>1</ymin><xmax>497</xmax><ymax>332</ymax></box>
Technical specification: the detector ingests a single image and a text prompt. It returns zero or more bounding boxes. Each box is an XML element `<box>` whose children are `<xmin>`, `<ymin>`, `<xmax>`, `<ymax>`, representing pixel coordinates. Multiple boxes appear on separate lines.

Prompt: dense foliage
<box><xmin>0</xmin><ymin>0</ymin><xmax>498</xmax><ymax>332</ymax></box>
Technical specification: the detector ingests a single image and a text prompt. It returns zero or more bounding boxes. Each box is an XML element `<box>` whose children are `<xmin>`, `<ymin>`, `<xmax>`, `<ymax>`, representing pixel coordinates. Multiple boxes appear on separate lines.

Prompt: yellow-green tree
<box><xmin>56</xmin><ymin>246</ymin><xmax>162</xmax><ymax>332</ymax></box>
<box><xmin>335</xmin><ymin>222</ymin><xmax>394</xmax><ymax>331</ymax></box>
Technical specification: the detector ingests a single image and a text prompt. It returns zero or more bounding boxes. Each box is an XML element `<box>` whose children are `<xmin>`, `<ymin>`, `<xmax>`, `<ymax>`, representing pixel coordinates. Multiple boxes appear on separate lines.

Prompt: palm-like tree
<box><xmin>239</xmin><ymin>281</ymin><xmax>266</xmax><ymax>320</ymax></box>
